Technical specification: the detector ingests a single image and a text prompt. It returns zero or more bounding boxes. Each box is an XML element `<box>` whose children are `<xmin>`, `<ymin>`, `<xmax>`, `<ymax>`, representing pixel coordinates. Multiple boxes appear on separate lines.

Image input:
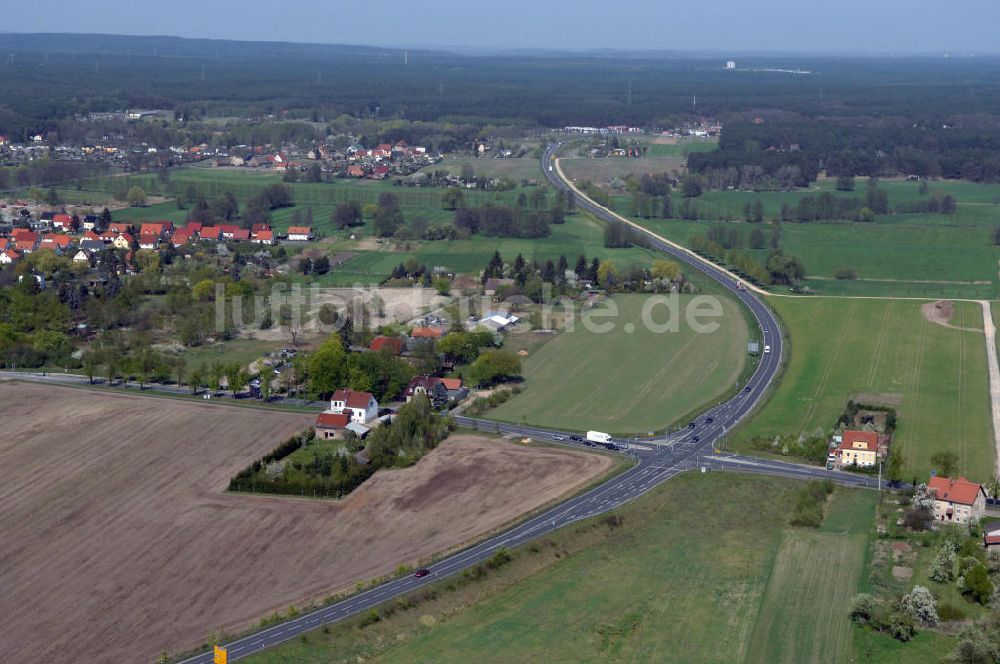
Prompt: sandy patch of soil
<box><xmin>922</xmin><ymin>300</ymin><xmax>981</xmax><ymax>332</ymax></box>
<box><xmin>0</xmin><ymin>383</ymin><xmax>609</xmax><ymax>663</ymax></box>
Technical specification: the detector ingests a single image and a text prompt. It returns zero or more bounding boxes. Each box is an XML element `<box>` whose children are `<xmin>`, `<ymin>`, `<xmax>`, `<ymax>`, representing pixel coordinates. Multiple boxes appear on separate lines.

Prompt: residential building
<box><xmin>928</xmin><ymin>476</ymin><xmax>987</xmax><ymax>524</ymax></box>
<box><xmin>329</xmin><ymin>389</ymin><xmax>378</xmax><ymax>424</ymax></box>
<box><xmin>369</xmin><ymin>335</ymin><xmax>405</xmax><ymax>355</ymax></box>
<box><xmin>287</xmin><ymin>226</ymin><xmax>313</xmax><ymax>241</ymax></box>
<box><xmin>838</xmin><ymin>430</ymin><xmax>879</xmax><ymax>467</ymax></box>
<box><xmin>315</xmin><ymin>412</ymin><xmax>351</xmax><ymax>440</ymax></box>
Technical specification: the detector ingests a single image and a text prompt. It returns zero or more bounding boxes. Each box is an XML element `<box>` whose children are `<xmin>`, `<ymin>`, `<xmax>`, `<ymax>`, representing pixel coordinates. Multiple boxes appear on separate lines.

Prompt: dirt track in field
<box><xmin>0</xmin><ymin>383</ymin><xmax>610</xmax><ymax>663</ymax></box>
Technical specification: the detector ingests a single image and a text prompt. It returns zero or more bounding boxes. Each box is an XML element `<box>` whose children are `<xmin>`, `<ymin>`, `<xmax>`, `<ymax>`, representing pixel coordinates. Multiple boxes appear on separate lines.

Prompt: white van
<box><xmin>764</xmin><ymin>345</ymin><xmax>771</xmax><ymax>354</ymax></box>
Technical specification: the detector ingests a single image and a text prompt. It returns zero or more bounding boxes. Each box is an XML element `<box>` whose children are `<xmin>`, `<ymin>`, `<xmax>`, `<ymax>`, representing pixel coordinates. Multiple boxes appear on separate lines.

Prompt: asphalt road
<box><xmin>121</xmin><ymin>144</ymin><xmax>872</xmax><ymax>662</ymax></box>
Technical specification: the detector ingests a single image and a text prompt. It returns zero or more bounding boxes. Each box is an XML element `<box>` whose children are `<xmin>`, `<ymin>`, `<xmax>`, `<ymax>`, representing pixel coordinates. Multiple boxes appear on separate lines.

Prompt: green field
<box><xmin>487</xmin><ymin>293</ymin><xmax>750</xmax><ymax>434</ymax></box>
<box><xmin>242</xmin><ymin>473</ymin><xmax>877</xmax><ymax>664</ymax></box>
<box><xmin>644</xmin><ymin>137</ymin><xmax>719</xmax><ymax>157</ymax></box>
<box><xmin>745</xmin><ymin>525</ymin><xmax>867</xmax><ymax>663</ymax></box>
<box><xmin>736</xmin><ymin>296</ymin><xmax>995</xmax><ymax>482</ymax></box>
<box><xmin>596</xmin><ymin>176</ymin><xmax>1000</xmax><ymax>299</ymax></box>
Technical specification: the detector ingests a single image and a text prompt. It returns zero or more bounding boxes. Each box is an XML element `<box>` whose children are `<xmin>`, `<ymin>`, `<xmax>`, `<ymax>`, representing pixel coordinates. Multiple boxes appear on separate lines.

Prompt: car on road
<box><xmin>414</xmin><ymin>569</ymin><xmax>431</xmax><ymax>578</ymax></box>
<box><xmin>744</xmin><ymin>386</ymin><xmax>752</xmax><ymax>393</ymax></box>
<box><xmin>705</xmin><ymin>417</ymin><xmax>714</xmax><ymax>424</ymax></box>
<box><xmin>570</xmin><ymin>435</ymin><xmax>583</xmax><ymax>442</ymax></box>
<box><xmin>826</xmin><ymin>461</ymin><xmax>834</xmax><ymax>470</ymax></box>
<box><xmin>551</xmin><ymin>434</ymin><xmax>565</xmax><ymax>441</ymax></box>
<box><xmin>764</xmin><ymin>345</ymin><xmax>771</xmax><ymax>354</ymax></box>
<box><xmin>692</xmin><ymin>436</ymin><xmax>700</xmax><ymax>443</ymax></box>
<box><xmin>688</xmin><ymin>422</ymin><xmax>696</xmax><ymax>429</ymax></box>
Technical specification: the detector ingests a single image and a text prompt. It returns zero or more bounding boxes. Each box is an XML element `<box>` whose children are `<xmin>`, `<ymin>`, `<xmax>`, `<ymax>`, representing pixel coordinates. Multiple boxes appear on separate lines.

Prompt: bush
<box><xmin>901</xmin><ymin>585</ymin><xmax>938</xmax><ymax>627</ymax></box>
<box><xmin>790</xmin><ymin>480</ymin><xmax>834</xmax><ymax>528</ymax></box>
<box><xmin>928</xmin><ymin>543</ymin><xmax>957</xmax><ymax>583</ymax></box>
<box><xmin>851</xmin><ymin>593</ymin><xmax>877</xmax><ymax>625</ymax></box>
<box><xmin>834</xmin><ymin>267</ymin><xmax>857</xmax><ymax>280</ymax></box>
<box><xmin>937</xmin><ymin>602</ymin><xmax>967</xmax><ymax>622</ymax></box>
<box><xmin>888</xmin><ymin>612</ymin><xmax>915</xmax><ymax>642</ymax></box>
<box><xmin>961</xmin><ymin>563</ymin><xmax>994</xmax><ymax>604</ymax></box>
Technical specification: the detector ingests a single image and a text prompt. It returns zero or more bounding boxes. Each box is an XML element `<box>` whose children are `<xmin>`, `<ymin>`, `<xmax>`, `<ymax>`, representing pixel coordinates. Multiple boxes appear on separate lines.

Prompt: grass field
<box><xmin>597</xmin><ymin>175</ymin><xmax>1000</xmax><ymax>299</ymax></box>
<box><xmin>560</xmin><ymin>156</ymin><xmax>686</xmax><ymax>183</ymax></box>
<box><xmin>628</xmin><ymin>213</ymin><xmax>1000</xmax><ymax>299</ymax></box>
<box><xmin>736</xmin><ymin>296</ymin><xmax>995</xmax><ymax>482</ymax></box>
<box><xmin>97</xmin><ymin>167</ymin><xmax>663</xmax><ymax>286</ymax></box>
<box><xmin>245</xmin><ymin>473</ymin><xmax>877</xmax><ymax>664</ymax></box>
<box><xmin>745</xmin><ymin>524</ymin><xmax>868</xmax><ymax>662</ymax></box>
<box><xmin>645</xmin><ymin>137</ymin><xmax>719</xmax><ymax>157</ymax></box>
<box><xmin>487</xmin><ymin>293</ymin><xmax>751</xmax><ymax>434</ymax></box>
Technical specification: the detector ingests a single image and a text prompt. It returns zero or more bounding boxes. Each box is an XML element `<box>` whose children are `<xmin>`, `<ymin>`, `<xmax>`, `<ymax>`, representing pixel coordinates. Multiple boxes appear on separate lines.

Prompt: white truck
<box><xmin>586</xmin><ymin>431</ymin><xmax>612</xmax><ymax>445</ymax></box>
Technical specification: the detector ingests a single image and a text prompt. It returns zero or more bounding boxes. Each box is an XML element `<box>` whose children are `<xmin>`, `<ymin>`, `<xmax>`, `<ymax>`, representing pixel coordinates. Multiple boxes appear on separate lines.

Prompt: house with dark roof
<box><xmin>404</xmin><ymin>376</ymin><xmax>466</xmax><ymax>406</ymax></box>
<box><xmin>929</xmin><ymin>476</ymin><xmax>987</xmax><ymax>524</ymax></box>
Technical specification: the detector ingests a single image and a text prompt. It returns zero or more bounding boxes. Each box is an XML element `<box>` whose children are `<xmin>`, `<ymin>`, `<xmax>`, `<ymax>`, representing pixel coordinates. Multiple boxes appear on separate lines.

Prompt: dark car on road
<box><xmin>570</xmin><ymin>435</ymin><xmax>584</xmax><ymax>442</ymax></box>
<box><xmin>414</xmin><ymin>569</ymin><xmax>431</xmax><ymax>578</ymax></box>
<box><xmin>688</xmin><ymin>422</ymin><xmax>696</xmax><ymax>429</ymax></box>
<box><xmin>705</xmin><ymin>417</ymin><xmax>714</xmax><ymax>424</ymax></box>
<box><xmin>692</xmin><ymin>436</ymin><xmax>700</xmax><ymax>443</ymax></box>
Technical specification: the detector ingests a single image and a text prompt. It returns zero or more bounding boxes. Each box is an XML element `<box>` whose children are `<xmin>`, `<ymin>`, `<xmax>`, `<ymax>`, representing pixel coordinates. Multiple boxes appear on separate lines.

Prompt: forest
<box><xmin>4</xmin><ymin>34</ymin><xmax>1000</xmax><ymax>138</ymax></box>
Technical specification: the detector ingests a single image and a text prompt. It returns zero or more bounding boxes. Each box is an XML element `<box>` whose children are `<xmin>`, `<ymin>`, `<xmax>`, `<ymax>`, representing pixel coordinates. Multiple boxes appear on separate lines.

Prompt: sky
<box><xmin>5</xmin><ymin>0</ymin><xmax>1000</xmax><ymax>54</ymax></box>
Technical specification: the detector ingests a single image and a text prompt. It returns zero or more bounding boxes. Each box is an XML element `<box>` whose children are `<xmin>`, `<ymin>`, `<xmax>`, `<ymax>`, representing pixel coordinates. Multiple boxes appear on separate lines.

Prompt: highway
<box><xmin>164</xmin><ymin>143</ymin><xmax>878</xmax><ymax>662</ymax></box>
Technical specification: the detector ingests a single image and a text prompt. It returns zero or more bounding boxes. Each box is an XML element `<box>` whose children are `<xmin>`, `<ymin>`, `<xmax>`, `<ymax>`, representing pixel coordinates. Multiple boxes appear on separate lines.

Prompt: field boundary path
<box><xmin>979</xmin><ymin>300</ymin><xmax>1000</xmax><ymax>474</ymax></box>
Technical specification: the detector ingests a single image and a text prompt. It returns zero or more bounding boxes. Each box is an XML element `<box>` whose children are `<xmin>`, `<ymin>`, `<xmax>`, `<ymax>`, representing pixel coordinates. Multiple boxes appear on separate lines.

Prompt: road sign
<box><xmin>214</xmin><ymin>645</ymin><xmax>228</xmax><ymax>664</ymax></box>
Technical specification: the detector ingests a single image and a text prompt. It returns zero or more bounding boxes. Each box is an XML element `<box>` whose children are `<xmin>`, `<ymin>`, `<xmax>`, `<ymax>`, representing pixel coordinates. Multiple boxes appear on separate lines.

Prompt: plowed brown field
<box><xmin>0</xmin><ymin>382</ymin><xmax>610</xmax><ymax>662</ymax></box>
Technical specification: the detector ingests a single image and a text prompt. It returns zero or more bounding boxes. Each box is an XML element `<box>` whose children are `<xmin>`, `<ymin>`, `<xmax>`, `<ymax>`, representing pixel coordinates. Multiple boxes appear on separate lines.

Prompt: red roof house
<box><xmin>370</xmin><ymin>336</ymin><xmax>404</xmax><ymax>355</ymax></box>
<box><xmin>928</xmin><ymin>476</ymin><xmax>987</xmax><ymax>524</ymax></box>
<box><xmin>411</xmin><ymin>326</ymin><xmax>444</xmax><ymax>339</ymax></box>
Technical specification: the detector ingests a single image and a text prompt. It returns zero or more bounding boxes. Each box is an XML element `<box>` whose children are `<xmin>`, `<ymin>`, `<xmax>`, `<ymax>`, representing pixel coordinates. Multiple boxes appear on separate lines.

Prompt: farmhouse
<box><xmin>928</xmin><ymin>476</ymin><xmax>987</xmax><ymax>524</ymax></box>
<box><xmin>287</xmin><ymin>226</ymin><xmax>313</xmax><ymax>242</ymax></box>
<box><xmin>315</xmin><ymin>412</ymin><xmax>351</xmax><ymax>440</ymax></box>
<box><xmin>837</xmin><ymin>430</ymin><xmax>878</xmax><ymax>467</ymax></box>
<box><xmin>329</xmin><ymin>388</ymin><xmax>378</xmax><ymax>424</ymax></box>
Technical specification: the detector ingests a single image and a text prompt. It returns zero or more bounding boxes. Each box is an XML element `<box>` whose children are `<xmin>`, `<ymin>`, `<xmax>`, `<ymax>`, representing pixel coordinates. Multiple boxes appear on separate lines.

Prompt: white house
<box><xmin>329</xmin><ymin>388</ymin><xmax>378</xmax><ymax>424</ymax></box>
<box><xmin>72</xmin><ymin>250</ymin><xmax>93</xmax><ymax>265</ymax></box>
<box><xmin>286</xmin><ymin>226</ymin><xmax>313</xmax><ymax>242</ymax></box>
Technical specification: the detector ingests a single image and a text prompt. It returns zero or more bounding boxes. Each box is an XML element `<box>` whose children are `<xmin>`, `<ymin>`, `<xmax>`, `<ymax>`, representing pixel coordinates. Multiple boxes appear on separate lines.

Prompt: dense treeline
<box><xmin>7</xmin><ymin>35</ymin><xmax>1000</xmax><ymax>136</ymax></box>
<box><xmin>691</xmin><ymin>120</ymin><xmax>1000</xmax><ymax>186</ymax></box>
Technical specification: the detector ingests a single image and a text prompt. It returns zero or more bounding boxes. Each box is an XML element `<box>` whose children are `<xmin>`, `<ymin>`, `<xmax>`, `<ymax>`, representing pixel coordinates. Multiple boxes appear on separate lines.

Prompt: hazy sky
<box><xmin>6</xmin><ymin>0</ymin><xmax>1000</xmax><ymax>53</ymax></box>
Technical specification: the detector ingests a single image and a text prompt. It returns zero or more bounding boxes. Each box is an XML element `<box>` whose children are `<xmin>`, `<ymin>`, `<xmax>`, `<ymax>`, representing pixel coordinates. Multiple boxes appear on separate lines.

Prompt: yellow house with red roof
<box><xmin>838</xmin><ymin>430</ymin><xmax>879</xmax><ymax>467</ymax></box>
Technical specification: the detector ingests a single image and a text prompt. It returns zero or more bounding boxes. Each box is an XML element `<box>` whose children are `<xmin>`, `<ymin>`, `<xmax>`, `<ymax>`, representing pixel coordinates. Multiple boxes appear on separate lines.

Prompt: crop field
<box><xmin>0</xmin><ymin>383</ymin><xmax>611</xmax><ymax>663</ymax></box>
<box><xmin>488</xmin><ymin>293</ymin><xmax>750</xmax><ymax>434</ymax></box>
<box><xmin>247</xmin><ymin>473</ymin><xmax>877</xmax><ymax>664</ymax></box>
<box><xmin>736</xmin><ymin>296</ymin><xmax>995</xmax><ymax>481</ymax></box>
